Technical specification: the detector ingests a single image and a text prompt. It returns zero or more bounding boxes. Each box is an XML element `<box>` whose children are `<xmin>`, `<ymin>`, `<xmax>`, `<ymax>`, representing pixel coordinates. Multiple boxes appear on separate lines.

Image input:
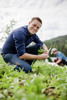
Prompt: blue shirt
<box><xmin>56</xmin><ymin>51</ymin><xmax>67</xmax><ymax>60</ymax></box>
<box><xmin>1</xmin><ymin>25</ymin><xmax>43</xmax><ymax>56</ymax></box>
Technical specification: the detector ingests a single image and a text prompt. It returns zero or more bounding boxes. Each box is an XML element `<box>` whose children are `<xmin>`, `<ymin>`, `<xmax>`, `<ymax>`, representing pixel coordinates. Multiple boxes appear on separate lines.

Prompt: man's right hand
<box><xmin>39</xmin><ymin>53</ymin><xmax>49</xmax><ymax>60</ymax></box>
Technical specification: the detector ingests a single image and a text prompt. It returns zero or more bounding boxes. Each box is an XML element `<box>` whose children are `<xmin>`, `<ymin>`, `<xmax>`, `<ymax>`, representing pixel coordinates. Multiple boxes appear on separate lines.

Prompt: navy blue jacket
<box><xmin>1</xmin><ymin>25</ymin><xmax>43</xmax><ymax>56</ymax></box>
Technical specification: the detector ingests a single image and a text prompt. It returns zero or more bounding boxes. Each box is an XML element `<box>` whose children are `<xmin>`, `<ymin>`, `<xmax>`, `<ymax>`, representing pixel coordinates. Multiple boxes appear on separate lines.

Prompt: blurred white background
<box><xmin>0</xmin><ymin>0</ymin><xmax>67</xmax><ymax>48</ymax></box>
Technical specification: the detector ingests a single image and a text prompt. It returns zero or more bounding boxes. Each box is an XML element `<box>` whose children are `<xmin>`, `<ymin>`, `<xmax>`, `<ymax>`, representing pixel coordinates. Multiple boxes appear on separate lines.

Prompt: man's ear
<box><xmin>29</xmin><ymin>22</ymin><xmax>30</xmax><ymax>24</ymax></box>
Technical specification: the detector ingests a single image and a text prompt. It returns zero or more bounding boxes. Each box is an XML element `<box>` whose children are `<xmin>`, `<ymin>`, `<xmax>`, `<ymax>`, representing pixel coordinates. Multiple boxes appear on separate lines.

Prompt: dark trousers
<box><xmin>54</xmin><ymin>58</ymin><xmax>67</xmax><ymax>65</ymax></box>
<box><xmin>2</xmin><ymin>43</ymin><xmax>42</xmax><ymax>73</ymax></box>
<box><xmin>62</xmin><ymin>59</ymin><xmax>67</xmax><ymax>65</ymax></box>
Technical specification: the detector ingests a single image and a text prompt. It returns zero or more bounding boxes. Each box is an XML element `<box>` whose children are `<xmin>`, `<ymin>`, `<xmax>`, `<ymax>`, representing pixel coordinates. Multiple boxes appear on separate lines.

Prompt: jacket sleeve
<box><xmin>13</xmin><ymin>31</ymin><xmax>26</xmax><ymax>56</ymax></box>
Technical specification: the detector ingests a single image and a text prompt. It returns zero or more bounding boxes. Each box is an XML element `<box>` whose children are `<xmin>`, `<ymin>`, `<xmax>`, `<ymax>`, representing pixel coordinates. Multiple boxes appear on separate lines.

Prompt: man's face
<box><xmin>53</xmin><ymin>51</ymin><xmax>57</xmax><ymax>55</ymax></box>
<box><xmin>28</xmin><ymin>19</ymin><xmax>42</xmax><ymax>35</ymax></box>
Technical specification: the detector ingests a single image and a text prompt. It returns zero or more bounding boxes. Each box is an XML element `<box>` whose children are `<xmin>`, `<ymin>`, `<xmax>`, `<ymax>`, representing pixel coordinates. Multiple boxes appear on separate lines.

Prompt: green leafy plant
<box><xmin>0</xmin><ymin>56</ymin><xmax>67</xmax><ymax>100</ymax></box>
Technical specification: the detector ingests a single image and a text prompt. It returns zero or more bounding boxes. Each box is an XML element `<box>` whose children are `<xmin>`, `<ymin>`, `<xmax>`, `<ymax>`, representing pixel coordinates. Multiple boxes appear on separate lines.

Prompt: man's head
<box><xmin>28</xmin><ymin>17</ymin><xmax>42</xmax><ymax>35</ymax></box>
<box><xmin>51</xmin><ymin>48</ymin><xmax>57</xmax><ymax>55</ymax></box>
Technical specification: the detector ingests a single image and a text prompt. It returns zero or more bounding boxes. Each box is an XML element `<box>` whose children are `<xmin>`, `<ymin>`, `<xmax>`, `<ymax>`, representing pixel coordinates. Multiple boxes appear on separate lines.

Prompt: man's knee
<box><xmin>14</xmin><ymin>66</ymin><xmax>20</xmax><ymax>72</ymax></box>
<box><xmin>14</xmin><ymin>64</ymin><xmax>32</xmax><ymax>73</ymax></box>
<box><xmin>23</xmin><ymin>66</ymin><xmax>32</xmax><ymax>73</ymax></box>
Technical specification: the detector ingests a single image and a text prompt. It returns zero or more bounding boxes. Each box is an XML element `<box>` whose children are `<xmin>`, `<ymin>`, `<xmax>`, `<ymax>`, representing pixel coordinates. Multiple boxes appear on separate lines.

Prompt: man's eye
<box><xmin>33</xmin><ymin>25</ymin><xmax>36</xmax><ymax>27</ymax></box>
<box><xmin>33</xmin><ymin>24</ymin><xmax>40</xmax><ymax>29</ymax></box>
<box><xmin>37</xmin><ymin>27</ymin><xmax>39</xmax><ymax>29</ymax></box>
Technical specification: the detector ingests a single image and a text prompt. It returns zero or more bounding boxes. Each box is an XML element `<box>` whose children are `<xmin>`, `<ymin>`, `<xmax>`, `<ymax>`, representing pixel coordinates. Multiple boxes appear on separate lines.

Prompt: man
<box><xmin>1</xmin><ymin>17</ymin><xmax>48</xmax><ymax>73</ymax></box>
<box><xmin>51</xmin><ymin>48</ymin><xmax>67</xmax><ymax>65</ymax></box>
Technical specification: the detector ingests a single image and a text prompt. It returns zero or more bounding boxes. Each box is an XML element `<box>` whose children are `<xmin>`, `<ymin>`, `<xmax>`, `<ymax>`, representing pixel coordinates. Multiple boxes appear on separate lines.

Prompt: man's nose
<box><xmin>34</xmin><ymin>27</ymin><xmax>38</xmax><ymax>30</ymax></box>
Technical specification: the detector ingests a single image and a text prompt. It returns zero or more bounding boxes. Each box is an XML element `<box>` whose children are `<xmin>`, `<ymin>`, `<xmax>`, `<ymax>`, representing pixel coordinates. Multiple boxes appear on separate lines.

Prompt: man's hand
<box><xmin>39</xmin><ymin>53</ymin><xmax>49</xmax><ymax>60</ymax></box>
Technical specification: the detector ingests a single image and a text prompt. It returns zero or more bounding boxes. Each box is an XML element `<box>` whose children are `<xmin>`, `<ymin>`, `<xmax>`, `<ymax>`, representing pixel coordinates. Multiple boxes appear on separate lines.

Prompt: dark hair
<box><xmin>30</xmin><ymin>17</ymin><xmax>42</xmax><ymax>24</ymax></box>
